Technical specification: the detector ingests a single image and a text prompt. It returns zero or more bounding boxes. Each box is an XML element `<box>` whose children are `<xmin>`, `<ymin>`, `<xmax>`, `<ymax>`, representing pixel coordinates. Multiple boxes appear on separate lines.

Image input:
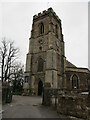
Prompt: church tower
<box><xmin>25</xmin><ymin>8</ymin><xmax>65</xmax><ymax>95</ymax></box>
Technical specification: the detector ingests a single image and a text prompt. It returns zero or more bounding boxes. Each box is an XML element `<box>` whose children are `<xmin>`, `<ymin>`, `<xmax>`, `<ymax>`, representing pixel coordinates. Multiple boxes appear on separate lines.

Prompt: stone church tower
<box><xmin>25</xmin><ymin>8</ymin><xmax>66</xmax><ymax>95</ymax></box>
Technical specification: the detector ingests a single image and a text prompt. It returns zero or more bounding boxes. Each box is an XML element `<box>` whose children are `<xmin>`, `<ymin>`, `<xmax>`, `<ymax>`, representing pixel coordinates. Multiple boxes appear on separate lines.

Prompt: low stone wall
<box><xmin>42</xmin><ymin>87</ymin><xmax>90</xmax><ymax>119</ymax></box>
<box><xmin>57</xmin><ymin>91</ymin><xmax>90</xmax><ymax>119</ymax></box>
<box><xmin>2</xmin><ymin>82</ymin><xmax>13</xmax><ymax>104</ymax></box>
<box><xmin>42</xmin><ymin>85</ymin><xmax>90</xmax><ymax>119</ymax></box>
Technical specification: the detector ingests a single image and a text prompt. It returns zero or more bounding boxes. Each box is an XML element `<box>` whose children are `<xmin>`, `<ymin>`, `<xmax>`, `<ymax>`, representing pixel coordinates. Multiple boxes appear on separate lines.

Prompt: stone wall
<box><xmin>65</xmin><ymin>70</ymin><xmax>89</xmax><ymax>91</ymax></box>
<box><xmin>42</xmin><ymin>87</ymin><xmax>90</xmax><ymax>119</ymax></box>
<box><xmin>57</xmin><ymin>91</ymin><xmax>90</xmax><ymax>119</ymax></box>
<box><xmin>25</xmin><ymin>8</ymin><xmax>65</xmax><ymax>95</ymax></box>
<box><xmin>2</xmin><ymin>82</ymin><xmax>13</xmax><ymax>104</ymax></box>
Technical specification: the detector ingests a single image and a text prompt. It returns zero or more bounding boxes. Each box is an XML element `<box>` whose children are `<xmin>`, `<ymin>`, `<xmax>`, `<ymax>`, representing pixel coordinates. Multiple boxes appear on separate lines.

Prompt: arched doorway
<box><xmin>38</xmin><ymin>80</ymin><xmax>43</xmax><ymax>96</ymax></box>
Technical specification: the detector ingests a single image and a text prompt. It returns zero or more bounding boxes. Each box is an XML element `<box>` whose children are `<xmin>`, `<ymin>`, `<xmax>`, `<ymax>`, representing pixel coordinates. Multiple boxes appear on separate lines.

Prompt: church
<box><xmin>24</xmin><ymin>8</ymin><xmax>90</xmax><ymax>95</ymax></box>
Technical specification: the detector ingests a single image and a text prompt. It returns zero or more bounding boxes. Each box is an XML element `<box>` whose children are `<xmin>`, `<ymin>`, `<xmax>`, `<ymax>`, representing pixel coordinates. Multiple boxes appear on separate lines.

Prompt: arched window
<box><xmin>38</xmin><ymin>58</ymin><xmax>44</xmax><ymax>72</ymax></box>
<box><xmin>72</xmin><ymin>74</ymin><xmax>79</xmax><ymax>89</ymax></box>
<box><xmin>55</xmin><ymin>24</ymin><xmax>58</xmax><ymax>38</ymax></box>
<box><xmin>39</xmin><ymin>23</ymin><xmax>44</xmax><ymax>35</ymax></box>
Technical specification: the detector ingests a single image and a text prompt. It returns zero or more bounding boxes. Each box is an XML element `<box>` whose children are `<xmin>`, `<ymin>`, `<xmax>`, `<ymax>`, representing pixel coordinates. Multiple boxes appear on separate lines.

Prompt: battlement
<box><xmin>33</xmin><ymin>7</ymin><xmax>61</xmax><ymax>23</ymax></box>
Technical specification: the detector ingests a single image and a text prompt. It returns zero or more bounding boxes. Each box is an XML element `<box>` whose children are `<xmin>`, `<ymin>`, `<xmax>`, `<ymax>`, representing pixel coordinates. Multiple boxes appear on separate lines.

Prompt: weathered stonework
<box><xmin>42</xmin><ymin>88</ymin><xmax>90</xmax><ymax>119</ymax></box>
<box><xmin>57</xmin><ymin>92</ymin><xmax>90</xmax><ymax>119</ymax></box>
<box><xmin>24</xmin><ymin>7</ymin><xmax>90</xmax><ymax>95</ymax></box>
<box><xmin>24</xmin><ymin>8</ymin><xmax>65</xmax><ymax>95</ymax></box>
<box><xmin>65</xmin><ymin>67</ymin><xmax>90</xmax><ymax>91</ymax></box>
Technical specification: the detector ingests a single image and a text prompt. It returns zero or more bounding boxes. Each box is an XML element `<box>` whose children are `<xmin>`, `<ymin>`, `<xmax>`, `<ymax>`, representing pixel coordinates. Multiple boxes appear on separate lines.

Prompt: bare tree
<box><xmin>0</xmin><ymin>38</ymin><xmax>19</xmax><ymax>83</ymax></box>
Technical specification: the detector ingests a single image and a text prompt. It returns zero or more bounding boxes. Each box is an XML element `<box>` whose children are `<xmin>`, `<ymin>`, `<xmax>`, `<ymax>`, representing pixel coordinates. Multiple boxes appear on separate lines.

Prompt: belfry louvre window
<box><xmin>38</xmin><ymin>58</ymin><xmax>44</xmax><ymax>72</ymax></box>
<box><xmin>39</xmin><ymin>23</ymin><xmax>44</xmax><ymax>34</ymax></box>
<box><xmin>72</xmin><ymin>74</ymin><xmax>79</xmax><ymax>89</ymax></box>
<box><xmin>55</xmin><ymin>24</ymin><xmax>58</xmax><ymax>38</ymax></box>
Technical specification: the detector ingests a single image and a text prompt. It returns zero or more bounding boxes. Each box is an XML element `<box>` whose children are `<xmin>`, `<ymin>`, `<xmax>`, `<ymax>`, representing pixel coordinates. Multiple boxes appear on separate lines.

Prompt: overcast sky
<box><xmin>1</xmin><ymin>1</ymin><xmax>89</xmax><ymax>69</ymax></box>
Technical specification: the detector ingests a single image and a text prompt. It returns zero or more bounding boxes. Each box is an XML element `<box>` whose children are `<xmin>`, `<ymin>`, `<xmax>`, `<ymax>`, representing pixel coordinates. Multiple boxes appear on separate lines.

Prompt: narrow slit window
<box><xmin>55</xmin><ymin>24</ymin><xmax>58</xmax><ymax>38</ymax></box>
<box><xmin>39</xmin><ymin>23</ymin><xmax>44</xmax><ymax>35</ymax></box>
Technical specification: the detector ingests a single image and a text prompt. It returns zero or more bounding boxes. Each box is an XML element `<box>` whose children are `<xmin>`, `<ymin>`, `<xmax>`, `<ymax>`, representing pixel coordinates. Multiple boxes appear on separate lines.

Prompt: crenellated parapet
<box><xmin>33</xmin><ymin>8</ymin><xmax>61</xmax><ymax>23</ymax></box>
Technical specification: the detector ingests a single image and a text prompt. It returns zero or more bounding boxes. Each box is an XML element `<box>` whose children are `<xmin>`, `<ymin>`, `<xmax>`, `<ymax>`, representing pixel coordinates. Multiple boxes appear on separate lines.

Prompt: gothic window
<box><xmin>55</xmin><ymin>24</ymin><xmax>58</xmax><ymax>38</ymax></box>
<box><xmin>39</xmin><ymin>23</ymin><xmax>44</xmax><ymax>35</ymax></box>
<box><xmin>38</xmin><ymin>58</ymin><xmax>44</xmax><ymax>72</ymax></box>
<box><xmin>72</xmin><ymin>74</ymin><xmax>79</xmax><ymax>89</ymax></box>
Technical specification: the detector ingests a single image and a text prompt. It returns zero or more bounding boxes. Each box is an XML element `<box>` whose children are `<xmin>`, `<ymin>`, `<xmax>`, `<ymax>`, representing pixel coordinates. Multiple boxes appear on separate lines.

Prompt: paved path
<box><xmin>2</xmin><ymin>95</ymin><xmax>60</xmax><ymax>118</ymax></box>
<box><xmin>2</xmin><ymin>95</ymin><xmax>83</xmax><ymax>119</ymax></box>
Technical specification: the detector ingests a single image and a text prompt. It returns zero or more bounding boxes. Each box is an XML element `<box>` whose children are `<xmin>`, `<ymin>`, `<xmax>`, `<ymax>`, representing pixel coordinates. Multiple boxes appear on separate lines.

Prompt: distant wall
<box><xmin>43</xmin><ymin>87</ymin><xmax>90</xmax><ymax>119</ymax></box>
<box><xmin>65</xmin><ymin>70</ymin><xmax>89</xmax><ymax>91</ymax></box>
<box><xmin>57</xmin><ymin>92</ymin><xmax>90</xmax><ymax>119</ymax></box>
